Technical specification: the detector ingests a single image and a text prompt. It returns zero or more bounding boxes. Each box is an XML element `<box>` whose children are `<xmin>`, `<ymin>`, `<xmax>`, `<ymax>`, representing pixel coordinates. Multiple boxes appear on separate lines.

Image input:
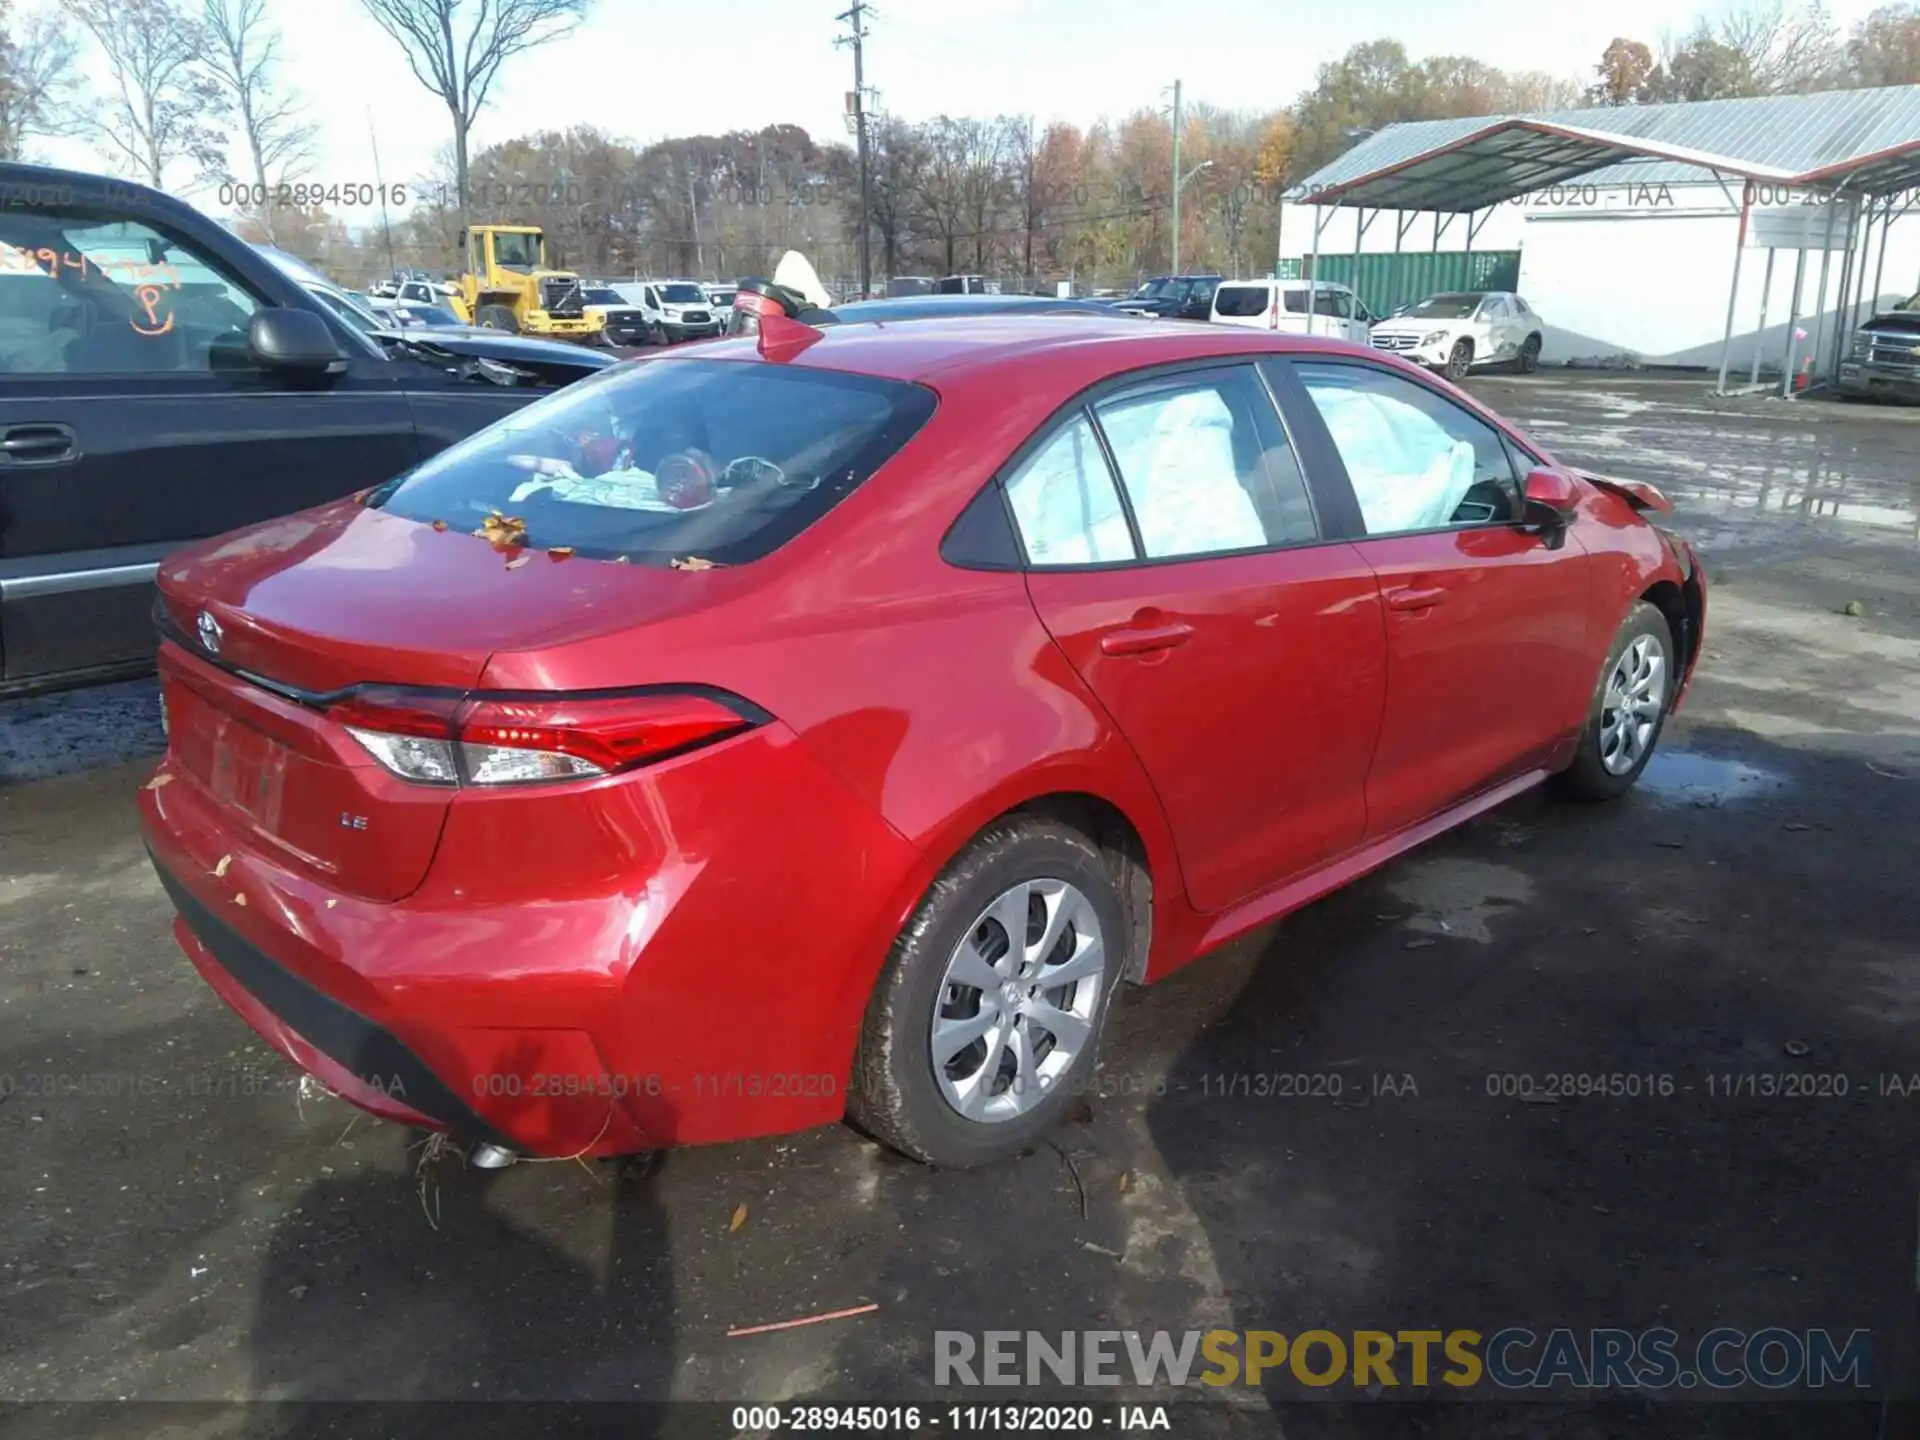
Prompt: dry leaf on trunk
<box><xmin>730</xmin><ymin>1203</ymin><xmax>748</xmax><ymax>1232</ymax></box>
<box><xmin>474</xmin><ymin>512</ymin><xmax>529</xmax><ymax>550</ymax></box>
<box><xmin>143</xmin><ymin>773</ymin><xmax>174</xmax><ymax>791</ymax></box>
<box><xmin>548</xmin><ymin>546</ymin><xmax>575</xmax><ymax>561</ymax></box>
<box><xmin>672</xmin><ymin>556</ymin><xmax>719</xmax><ymax>571</ymax></box>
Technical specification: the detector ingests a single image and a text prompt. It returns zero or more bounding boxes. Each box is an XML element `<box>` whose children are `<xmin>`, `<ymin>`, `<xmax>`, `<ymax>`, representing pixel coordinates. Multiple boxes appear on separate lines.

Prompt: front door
<box><xmin>1274</xmin><ymin>356</ymin><xmax>1595</xmax><ymax>837</ymax></box>
<box><xmin>0</xmin><ymin>205</ymin><xmax>415</xmax><ymax>685</ymax></box>
<box><xmin>1008</xmin><ymin>362</ymin><xmax>1387</xmax><ymax>912</ymax></box>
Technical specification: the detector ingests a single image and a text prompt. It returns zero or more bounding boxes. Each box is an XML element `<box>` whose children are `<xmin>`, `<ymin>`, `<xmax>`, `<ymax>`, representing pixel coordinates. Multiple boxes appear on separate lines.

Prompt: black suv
<box><xmin>0</xmin><ymin>163</ymin><xmax>617</xmax><ymax>697</ymax></box>
<box><xmin>1113</xmin><ymin>273</ymin><xmax>1222</xmax><ymax>321</ymax></box>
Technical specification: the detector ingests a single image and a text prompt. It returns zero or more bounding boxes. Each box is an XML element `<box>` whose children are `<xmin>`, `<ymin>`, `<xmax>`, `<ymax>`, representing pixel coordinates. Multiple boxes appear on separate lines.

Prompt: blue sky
<box><xmin>20</xmin><ymin>0</ymin><xmax>1892</xmax><ymax>213</ymax></box>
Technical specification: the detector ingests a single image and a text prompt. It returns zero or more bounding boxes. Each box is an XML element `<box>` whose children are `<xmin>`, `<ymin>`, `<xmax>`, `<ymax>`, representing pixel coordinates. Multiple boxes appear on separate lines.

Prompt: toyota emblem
<box><xmin>197</xmin><ymin>610</ymin><xmax>223</xmax><ymax>654</ymax></box>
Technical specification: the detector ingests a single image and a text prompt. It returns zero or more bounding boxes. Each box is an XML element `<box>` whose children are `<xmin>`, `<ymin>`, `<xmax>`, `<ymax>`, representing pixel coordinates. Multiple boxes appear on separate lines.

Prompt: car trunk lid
<box><xmin>155</xmin><ymin>498</ymin><xmax>731</xmax><ymax>900</ymax></box>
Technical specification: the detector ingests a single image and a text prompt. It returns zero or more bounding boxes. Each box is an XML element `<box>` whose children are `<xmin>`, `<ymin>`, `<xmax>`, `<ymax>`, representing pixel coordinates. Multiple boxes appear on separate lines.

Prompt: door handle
<box><xmin>0</xmin><ymin>424</ymin><xmax>78</xmax><ymax>466</ymax></box>
<box><xmin>1100</xmin><ymin>621</ymin><xmax>1195</xmax><ymax>656</ymax></box>
<box><xmin>1386</xmin><ymin>585</ymin><xmax>1448</xmax><ymax>612</ymax></box>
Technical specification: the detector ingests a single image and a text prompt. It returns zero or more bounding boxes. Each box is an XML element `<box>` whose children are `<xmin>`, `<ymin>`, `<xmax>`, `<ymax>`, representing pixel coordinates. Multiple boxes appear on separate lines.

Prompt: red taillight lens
<box><xmin>458</xmin><ymin>693</ymin><xmax>749</xmax><ymax>775</ymax></box>
<box><xmin>328</xmin><ymin>688</ymin><xmax>756</xmax><ymax>786</ymax></box>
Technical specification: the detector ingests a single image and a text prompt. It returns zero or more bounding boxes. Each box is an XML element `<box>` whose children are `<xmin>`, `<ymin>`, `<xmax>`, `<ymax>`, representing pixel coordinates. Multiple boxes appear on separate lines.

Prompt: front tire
<box><xmin>849</xmin><ymin>818</ymin><xmax>1127</xmax><ymax>1168</ymax></box>
<box><xmin>1444</xmin><ymin>338</ymin><xmax>1474</xmax><ymax>381</ymax></box>
<box><xmin>1552</xmin><ymin>601</ymin><xmax>1674</xmax><ymax>802</ymax></box>
<box><xmin>1517</xmin><ymin>333</ymin><xmax>1542</xmax><ymax>374</ymax></box>
<box><xmin>476</xmin><ymin>303</ymin><xmax>519</xmax><ymax>333</ymax></box>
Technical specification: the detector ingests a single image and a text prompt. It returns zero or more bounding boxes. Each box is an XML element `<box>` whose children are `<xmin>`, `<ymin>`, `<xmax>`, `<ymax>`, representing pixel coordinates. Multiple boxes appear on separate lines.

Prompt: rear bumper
<box><xmin>138</xmin><ymin>718</ymin><xmax>926</xmax><ymax>1157</ymax></box>
<box><xmin>152</xmin><ymin>854</ymin><xmax>518</xmax><ymax>1147</ymax></box>
<box><xmin>523</xmin><ymin>314</ymin><xmax>602</xmax><ymax>337</ymax></box>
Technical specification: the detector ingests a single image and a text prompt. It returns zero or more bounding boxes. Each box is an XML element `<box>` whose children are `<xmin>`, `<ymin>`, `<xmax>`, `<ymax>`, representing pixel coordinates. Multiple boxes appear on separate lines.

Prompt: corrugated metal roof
<box><xmin>1290</xmin><ymin>85</ymin><xmax>1920</xmax><ymax>211</ymax></box>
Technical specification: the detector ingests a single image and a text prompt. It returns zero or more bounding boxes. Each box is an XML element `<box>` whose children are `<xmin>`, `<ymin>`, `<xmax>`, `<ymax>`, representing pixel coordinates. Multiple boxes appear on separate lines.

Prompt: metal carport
<box><xmin>1285</xmin><ymin>86</ymin><xmax>1920</xmax><ymax>396</ymax></box>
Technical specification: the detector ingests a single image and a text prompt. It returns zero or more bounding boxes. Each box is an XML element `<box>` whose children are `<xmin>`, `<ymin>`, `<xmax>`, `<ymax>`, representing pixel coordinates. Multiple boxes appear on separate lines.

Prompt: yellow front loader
<box><xmin>447</xmin><ymin>224</ymin><xmax>605</xmax><ymax>342</ymax></box>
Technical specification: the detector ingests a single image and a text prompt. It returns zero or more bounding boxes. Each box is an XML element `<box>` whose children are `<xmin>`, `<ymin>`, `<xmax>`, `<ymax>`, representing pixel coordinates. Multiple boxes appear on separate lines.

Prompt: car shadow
<box><xmin>239</xmin><ymin>1116</ymin><xmax>679</xmax><ymax>1436</ymax></box>
<box><xmin>1141</xmin><ymin>720</ymin><xmax>1916</xmax><ymax>1436</ymax></box>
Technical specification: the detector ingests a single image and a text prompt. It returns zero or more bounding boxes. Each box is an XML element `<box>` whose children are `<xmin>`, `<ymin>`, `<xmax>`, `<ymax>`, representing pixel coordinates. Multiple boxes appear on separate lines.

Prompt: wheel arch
<box><xmin>993</xmin><ymin>791</ymin><xmax>1155</xmax><ymax>985</ymax></box>
<box><xmin>888</xmin><ymin>781</ymin><xmax>1171</xmax><ymax>989</ymax></box>
<box><xmin>1639</xmin><ymin>576</ymin><xmax>1700</xmax><ymax>681</ymax></box>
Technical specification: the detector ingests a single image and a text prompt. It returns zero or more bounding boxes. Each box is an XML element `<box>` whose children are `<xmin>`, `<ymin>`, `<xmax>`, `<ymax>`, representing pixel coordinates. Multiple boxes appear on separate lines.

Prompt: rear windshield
<box><xmin>1213</xmin><ymin>284</ymin><xmax>1270</xmax><ymax>317</ymax></box>
<box><xmin>371</xmin><ymin>359</ymin><xmax>937</xmax><ymax>566</ymax></box>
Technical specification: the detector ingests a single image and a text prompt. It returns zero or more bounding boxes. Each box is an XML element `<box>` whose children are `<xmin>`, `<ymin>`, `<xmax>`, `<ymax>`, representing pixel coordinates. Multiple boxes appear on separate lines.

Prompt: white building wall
<box><xmin>1278</xmin><ymin>175</ymin><xmax>1920</xmax><ymax>371</ymax></box>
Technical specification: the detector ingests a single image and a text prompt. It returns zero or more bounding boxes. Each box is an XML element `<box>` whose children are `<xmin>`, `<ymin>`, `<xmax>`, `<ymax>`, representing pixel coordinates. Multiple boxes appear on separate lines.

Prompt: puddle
<box><xmin>1638</xmin><ymin>750</ymin><xmax>1791</xmax><ymax>807</ymax></box>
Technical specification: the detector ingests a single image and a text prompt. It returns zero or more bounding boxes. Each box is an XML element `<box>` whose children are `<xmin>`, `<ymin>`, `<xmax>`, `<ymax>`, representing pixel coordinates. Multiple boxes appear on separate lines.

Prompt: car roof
<box><xmin>678</xmin><ymin>313</ymin><xmax>1387</xmax><ymax>386</ymax></box>
<box><xmin>829</xmin><ymin>295</ymin><xmax>1119</xmax><ymax>322</ymax></box>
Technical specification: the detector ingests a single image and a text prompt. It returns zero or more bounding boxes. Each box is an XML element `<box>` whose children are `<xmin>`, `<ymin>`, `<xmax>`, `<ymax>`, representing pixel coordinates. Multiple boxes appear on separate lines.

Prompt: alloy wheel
<box><xmin>1599</xmin><ymin>633</ymin><xmax>1667</xmax><ymax>774</ymax></box>
<box><xmin>929</xmin><ymin>878</ymin><xmax>1105</xmax><ymax>1123</ymax></box>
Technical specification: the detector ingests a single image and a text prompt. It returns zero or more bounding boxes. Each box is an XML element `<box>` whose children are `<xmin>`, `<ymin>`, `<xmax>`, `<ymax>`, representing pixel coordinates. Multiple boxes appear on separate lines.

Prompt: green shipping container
<box><xmin>1274</xmin><ymin>251</ymin><xmax>1521</xmax><ymax>316</ymax></box>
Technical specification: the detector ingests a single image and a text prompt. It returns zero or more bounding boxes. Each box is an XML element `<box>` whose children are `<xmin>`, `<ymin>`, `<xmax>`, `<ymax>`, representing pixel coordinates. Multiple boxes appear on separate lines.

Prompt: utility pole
<box><xmin>1169</xmin><ymin>79</ymin><xmax>1182</xmax><ymax>274</ymax></box>
<box><xmin>836</xmin><ymin>2</ymin><xmax>874</xmax><ymax>298</ymax></box>
<box><xmin>368</xmin><ymin>107</ymin><xmax>397</xmax><ymax>278</ymax></box>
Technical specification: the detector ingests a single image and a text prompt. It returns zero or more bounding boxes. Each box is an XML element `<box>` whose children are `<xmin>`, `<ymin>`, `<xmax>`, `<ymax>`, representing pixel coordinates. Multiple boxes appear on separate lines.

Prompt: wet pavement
<box><xmin>1</xmin><ymin>374</ymin><xmax>1916</xmax><ymax>1435</ymax></box>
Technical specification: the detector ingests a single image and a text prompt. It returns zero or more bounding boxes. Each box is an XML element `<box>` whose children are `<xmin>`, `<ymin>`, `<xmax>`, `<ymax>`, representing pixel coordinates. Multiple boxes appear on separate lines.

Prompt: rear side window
<box><xmin>1003</xmin><ymin>414</ymin><xmax>1134</xmax><ymax>565</ymax></box>
<box><xmin>1213</xmin><ymin>285</ymin><xmax>1270</xmax><ymax>318</ymax></box>
<box><xmin>372</xmin><ymin>359</ymin><xmax>936</xmax><ymax>566</ymax></box>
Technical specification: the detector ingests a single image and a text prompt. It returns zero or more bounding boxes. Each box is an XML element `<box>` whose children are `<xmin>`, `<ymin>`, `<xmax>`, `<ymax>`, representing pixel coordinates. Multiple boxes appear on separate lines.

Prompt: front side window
<box><xmin>0</xmin><ymin>211</ymin><xmax>260</xmax><ymax>374</ymax></box>
<box><xmin>372</xmin><ymin>359</ymin><xmax>936</xmax><ymax>566</ymax></box>
<box><xmin>1094</xmin><ymin>369</ymin><xmax>1295</xmax><ymax>560</ymax></box>
<box><xmin>1296</xmin><ymin>362</ymin><xmax>1520</xmax><ymax>536</ymax></box>
<box><xmin>1003</xmin><ymin>414</ymin><xmax>1134</xmax><ymax>566</ymax></box>
<box><xmin>491</xmin><ymin>232</ymin><xmax>542</xmax><ymax>270</ymax></box>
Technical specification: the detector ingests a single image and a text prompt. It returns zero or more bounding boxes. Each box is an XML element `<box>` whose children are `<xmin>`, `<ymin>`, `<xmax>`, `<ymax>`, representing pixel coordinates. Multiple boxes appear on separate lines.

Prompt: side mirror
<box><xmin>248</xmin><ymin>308</ymin><xmax>344</xmax><ymax>373</ymax></box>
<box><xmin>1522</xmin><ymin>468</ymin><xmax>1579</xmax><ymax>530</ymax></box>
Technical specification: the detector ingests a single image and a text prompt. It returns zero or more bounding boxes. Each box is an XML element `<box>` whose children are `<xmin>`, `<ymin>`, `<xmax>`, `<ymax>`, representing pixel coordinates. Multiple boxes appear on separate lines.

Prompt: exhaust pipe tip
<box><xmin>471</xmin><ymin>1142</ymin><xmax>518</xmax><ymax>1170</ymax></box>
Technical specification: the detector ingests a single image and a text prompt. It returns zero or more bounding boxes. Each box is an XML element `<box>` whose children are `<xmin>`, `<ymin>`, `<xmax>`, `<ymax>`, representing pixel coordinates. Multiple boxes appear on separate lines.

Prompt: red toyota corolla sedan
<box><xmin>140</xmin><ymin>314</ymin><xmax>1705</xmax><ymax>1169</ymax></box>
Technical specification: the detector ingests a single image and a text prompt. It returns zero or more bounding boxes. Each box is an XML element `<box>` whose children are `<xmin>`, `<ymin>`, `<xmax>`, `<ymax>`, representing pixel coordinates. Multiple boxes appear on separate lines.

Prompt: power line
<box><xmin>834</xmin><ymin>2</ymin><xmax>876</xmax><ymax>297</ymax></box>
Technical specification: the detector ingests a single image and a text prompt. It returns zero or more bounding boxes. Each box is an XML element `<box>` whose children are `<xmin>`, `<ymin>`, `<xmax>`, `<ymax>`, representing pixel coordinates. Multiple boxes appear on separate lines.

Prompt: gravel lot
<box><xmin>2</xmin><ymin>374</ymin><xmax>1915</xmax><ymax>1437</ymax></box>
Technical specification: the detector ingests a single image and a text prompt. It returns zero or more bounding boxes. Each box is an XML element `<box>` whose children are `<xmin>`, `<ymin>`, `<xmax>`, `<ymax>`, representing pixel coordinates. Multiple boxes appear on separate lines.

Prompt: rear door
<box><xmin>0</xmin><ymin>202</ymin><xmax>416</xmax><ymax>686</ymax></box>
<box><xmin>1269</xmin><ymin>356</ymin><xmax>1595</xmax><ymax>836</ymax></box>
<box><xmin>1011</xmin><ymin>361</ymin><xmax>1387</xmax><ymax>912</ymax></box>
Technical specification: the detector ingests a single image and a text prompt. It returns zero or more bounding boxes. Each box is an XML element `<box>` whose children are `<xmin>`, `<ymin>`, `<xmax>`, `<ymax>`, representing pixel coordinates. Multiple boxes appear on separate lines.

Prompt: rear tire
<box><xmin>848</xmin><ymin>818</ymin><xmax>1128</xmax><ymax>1168</ymax></box>
<box><xmin>1444</xmin><ymin>338</ymin><xmax>1474</xmax><ymax>381</ymax></box>
<box><xmin>476</xmin><ymin>304</ymin><xmax>519</xmax><ymax>333</ymax></box>
<box><xmin>1552</xmin><ymin>601</ymin><xmax>1675</xmax><ymax>802</ymax></box>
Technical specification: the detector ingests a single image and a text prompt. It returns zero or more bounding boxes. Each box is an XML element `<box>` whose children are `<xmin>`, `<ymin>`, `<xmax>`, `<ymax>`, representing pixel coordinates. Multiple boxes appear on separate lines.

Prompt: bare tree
<box><xmin>357</xmin><ymin>0</ymin><xmax>592</xmax><ymax>237</ymax></box>
<box><xmin>1845</xmin><ymin>3</ymin><xmax>1920</xmax><ymax>86</ymax></box>
<box><xmin>72</xmin><ymin>0</ymin><xmax>225</xmax><ymax>186</ymax></box>
<box><xmin>0</xmin><ymin>4</ymin><xmax>86</xmax><ymax>161</ymax></box>
<box><xmin>202</xmin><ymin>0</ymin><xmax>317</xmax><ymax>239</ymax></box>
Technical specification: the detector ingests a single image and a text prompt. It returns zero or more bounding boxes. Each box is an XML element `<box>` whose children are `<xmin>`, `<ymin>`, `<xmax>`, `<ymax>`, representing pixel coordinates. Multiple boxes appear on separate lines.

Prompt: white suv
<box><xmin>1368</xmin><ymin>291</ymin><xmax>1544</xmax><ymax>380</ymax></box>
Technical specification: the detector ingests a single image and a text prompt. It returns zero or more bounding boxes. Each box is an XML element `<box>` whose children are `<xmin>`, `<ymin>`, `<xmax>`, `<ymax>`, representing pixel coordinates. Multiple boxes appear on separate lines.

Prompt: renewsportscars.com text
<box><xmin>934</xmin><ymin>1327</ymin><xmax>1874</xmax><ymax>1392</ymax></box>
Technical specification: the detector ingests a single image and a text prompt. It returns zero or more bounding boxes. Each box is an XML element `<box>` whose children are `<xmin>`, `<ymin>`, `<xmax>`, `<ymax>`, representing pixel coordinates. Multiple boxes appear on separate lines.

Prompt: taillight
<box><xmin>328</xmin><ymin>687</ymin><xmax>758</xmax><ymax>786</ymax></box>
